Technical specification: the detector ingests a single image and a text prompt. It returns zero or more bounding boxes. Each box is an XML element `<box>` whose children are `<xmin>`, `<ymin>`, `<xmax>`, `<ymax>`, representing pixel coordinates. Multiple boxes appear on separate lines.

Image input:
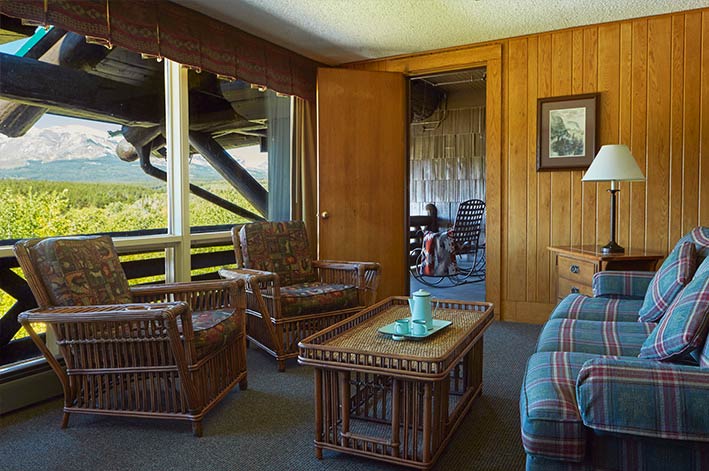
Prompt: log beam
<box><xmin>0</xmin><ymin>28</ymin><xmax>68</xmax><ymax>137</ymax></box>
<box><xmin>0</xmin><ymin>52</ymin><xmax>161</xmax><ymax>126</ymax></box>
<box><xmin>189</xmin><ymin>131</ymin><xmax>268</xmax><ymax>217</ymax></box>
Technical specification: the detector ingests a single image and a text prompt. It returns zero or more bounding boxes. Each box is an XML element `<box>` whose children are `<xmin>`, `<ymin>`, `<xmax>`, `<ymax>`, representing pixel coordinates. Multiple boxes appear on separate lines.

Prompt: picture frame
<box><xmin>536</xmin><ymin>93</ymin><xmax>599</xmax><ymax>171</ymax></box>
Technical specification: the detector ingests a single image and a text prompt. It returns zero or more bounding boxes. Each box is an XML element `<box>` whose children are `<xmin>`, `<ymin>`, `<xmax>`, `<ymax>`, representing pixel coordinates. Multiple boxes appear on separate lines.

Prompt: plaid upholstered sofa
<box><xmin>520</xmin><ymin>227</ymin><xmax>709</xmax><ymax>470</ymax></box>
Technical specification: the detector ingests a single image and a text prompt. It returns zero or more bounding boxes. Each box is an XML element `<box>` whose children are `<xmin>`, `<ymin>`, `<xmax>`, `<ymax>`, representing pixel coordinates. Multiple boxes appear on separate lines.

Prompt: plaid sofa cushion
<box><xmin>639</xmin><ymin>256</ymin><xmax>709</xmax><ymax>361</ymax></box>
<box><xmin>537</xmin><ymin>319</ymin><xmax>654</xmax><ymax>356</ymax></box>
<box><xmin>178</xmin><ymin>309</ymin><xmax>241</xmax><ymax>360</ymax></box>
<box><xmin>576</xmin><ymin>357</ymin><xmax>709</xmax><ymax>442</ymax></box>
<box><xmin>676</xmin><ymin>226</ymin><xmax>709</xmax><ymax>261</ymax></box>
<box><xmin>29</xmin><ymin>235</ymin><xmax>132</xmax><ymax>306</ymax></box>
<box><xmin>526</xmin><ymin>435</ymin><xmax>709</xmax><ymax>471</ymax></box>
<box><xmin>592</xmin><ymin>271</ymin><xmax>655</xmax><ymax>299</ymax></box>
<box><xmin>521</xmin><ymin>351</ymin><xmax>597</xmax><ymax>462</ymax></box>
<box><xmin>239</xmin><ymin>221</ymin><xmax>316</xmax><ymax>287</ymax></box>
<box><xmin>550</xmin><ymin>294</ymin><xmax>643</xmax><ymax>322</ymax></box>
<box><xmin>280</xmin><ymin>282</ymin><xmax>359</xmax><ymax>317</ymax></box>
<box><xmin>638</xmin><ymin>242</ymin><xmax>697</xmax><ymax>322</ymax></box>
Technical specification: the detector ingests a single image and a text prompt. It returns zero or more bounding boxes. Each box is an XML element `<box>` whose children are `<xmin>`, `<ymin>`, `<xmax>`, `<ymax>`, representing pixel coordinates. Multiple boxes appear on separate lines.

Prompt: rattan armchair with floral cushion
<box><xmin>14</xmin><ymin>235</ymin><xmax>248</xmax><ymax>437</ymax></box>
<box><xmin>219</xmin><ymin>221</ymin><xmax>380</xmax><ymax>372</ymax></box>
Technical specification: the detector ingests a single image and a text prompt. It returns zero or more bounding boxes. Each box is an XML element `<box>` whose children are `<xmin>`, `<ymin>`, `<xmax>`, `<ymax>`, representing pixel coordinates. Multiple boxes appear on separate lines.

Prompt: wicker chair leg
<box><xmin>61</xmin><ymin>412</ymin><xmax>70</xmax><ymax>429</ymax></box>
<box><xmin>239</xmin><ymin>378</ymin><xmax>248</xmax><ymax>390</ymax></box>
<box><xmin>278</xmin><ymin>359</ymin><xmax>286</xmax><ymax>372</ymax></box>
<box><xmin>192</xmin><ymin>420</ymin><xmax>203</xmax><ymax>437</ymax></box>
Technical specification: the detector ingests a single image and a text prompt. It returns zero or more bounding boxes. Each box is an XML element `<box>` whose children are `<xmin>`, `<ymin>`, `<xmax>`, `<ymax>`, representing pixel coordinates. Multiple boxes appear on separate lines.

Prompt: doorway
<box><xmin>408</xmin><ymin>68</ymin><xmax>487</xmax><ymax>301</ymax></box>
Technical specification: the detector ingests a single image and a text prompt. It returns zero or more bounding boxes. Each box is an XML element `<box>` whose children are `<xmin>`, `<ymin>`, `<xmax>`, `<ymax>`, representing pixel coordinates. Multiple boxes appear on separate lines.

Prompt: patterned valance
<box><xmin>0</xmin><ymin>0</ymin><xmax>318</xmax><ymax>101</ymax></box>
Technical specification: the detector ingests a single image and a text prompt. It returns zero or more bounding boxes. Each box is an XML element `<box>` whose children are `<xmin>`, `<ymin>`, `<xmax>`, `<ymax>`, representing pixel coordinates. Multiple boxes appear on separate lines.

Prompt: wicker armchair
<box><xmin>14</xmin><ymin>235</ymin><xmax>248</xmax><ymax>436</ymax></box>
<box><xmin>219</xmin><ymin>221</ymin><xmax>380</xmax><ymax>372</ymax></box>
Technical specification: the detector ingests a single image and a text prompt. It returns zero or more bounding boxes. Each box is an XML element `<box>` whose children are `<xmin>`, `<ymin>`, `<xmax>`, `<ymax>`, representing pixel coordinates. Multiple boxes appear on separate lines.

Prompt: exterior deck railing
<box><xmin>0</xmin><ymin>226</ymin><xmax>238</xmax><ymax>371</ymax></box>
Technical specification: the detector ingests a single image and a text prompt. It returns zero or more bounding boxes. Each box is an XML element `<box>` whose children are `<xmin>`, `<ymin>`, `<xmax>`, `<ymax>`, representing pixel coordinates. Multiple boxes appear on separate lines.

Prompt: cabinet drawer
<box><xmin>557</xmin><ymin>256</ymin><xmax>596</xmax><ymax>284</ymax></box>
<box><xmin>558</xmin><ymin>277</ymin><xmax>593</xmax><ymax>298</ymax></box>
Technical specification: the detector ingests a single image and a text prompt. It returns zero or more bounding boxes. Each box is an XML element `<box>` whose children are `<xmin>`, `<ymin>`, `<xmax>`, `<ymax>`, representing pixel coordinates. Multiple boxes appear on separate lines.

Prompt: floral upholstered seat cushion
<box><xmin>178</xmin><ymin>309</ymin><xmax>241</xmax><ymax>360</ymax></box>
<box><xmin>29</xmin><ymin>235</ymin><xmax>132</xmax><ymax>306</ymax></box>
<box><xmin>239</xmin><ymin>221</ymin><xmax>317</xmax><ymax>286</ymax></box>
<box><xmin>280</xmin><ymin>282</ymin><xmax>359</xmax><ymax>317</ymax></box>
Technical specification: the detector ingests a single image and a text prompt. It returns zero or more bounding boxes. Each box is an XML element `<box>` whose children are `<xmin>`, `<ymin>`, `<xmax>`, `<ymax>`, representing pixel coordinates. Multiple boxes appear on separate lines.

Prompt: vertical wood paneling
<box><xmin>701</xmin><ymin>12</ymin><xmax>709</xmax><ymax>226</ymax></box>
<box><xmin>581</xmin><ymin>27</ymin><xmax>599</xmax><ymax>247</ymax></box>
<box><xmin>618</xmin><ymin>23</ymin><xmax>633</xmax><ymax>249</ymax></box>
<box><xmin>347</xmin><ymin>8</ymin><xmax>709</xmax><ymax>322</ymax></box>
<box><xmin>507</xmin><ymin>39</ymin><xmax>528</xmax><ymax>301</ymax></box>
<box><xmin>537</xmin><ymin>34</ymin><xmax>553</xmax><ymax>303</ymax></box>
<box><xmin>571</xmin><ymin>30</ymin><xmax>585</xmax><ymax>247</ymax></box>
<box><xmin>630</xmin><ymin>20</ymin><xmax>648</xmax><ymax>249</ymax></box>
<box><xmin>646</xmin><ymin>17</ymin><xmax>672</xmax><ymax>252</ymax></box>
<box><xmin>597</xmin><ymin>24</ymin><xmax>621</xmax><ymax>248</ymax></box>
<box><xmin>500</xmin><ymin>44</ymin><xmax>510</xmax><ymax>302</ymax></box>
<box><xmin>683</xmin><ymin>13</ymin><xmax>702</xmax><ymax>232</ymax></box>
<box><xmin>669</xmin><ymin>16</ymin><xmax>685</xmax><ymax>247</ymax></box>
<box><xmin>550</xmin><ymin>31</ymin><xmax>573</xmax><ymax>301</ymax></box>
<box><xmin>526</xmin><ymin>36</ymin><xmax>539</xmax><ymax>302</ymax></box>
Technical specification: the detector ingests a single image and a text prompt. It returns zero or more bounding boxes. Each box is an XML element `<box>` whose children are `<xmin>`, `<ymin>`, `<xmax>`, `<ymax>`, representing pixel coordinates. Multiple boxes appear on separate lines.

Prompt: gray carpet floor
<box><xmin>0</xmin><ymin>321</ymin><xmax>541</xmax><ymax>471</ymax></box>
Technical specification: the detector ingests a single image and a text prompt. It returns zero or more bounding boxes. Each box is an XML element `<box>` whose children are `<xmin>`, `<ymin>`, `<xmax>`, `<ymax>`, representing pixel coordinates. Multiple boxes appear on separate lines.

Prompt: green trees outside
<box><xmin>0</xmin><ymin>178</ymin><xmax>259</xmax><ymax>340</ymax></box>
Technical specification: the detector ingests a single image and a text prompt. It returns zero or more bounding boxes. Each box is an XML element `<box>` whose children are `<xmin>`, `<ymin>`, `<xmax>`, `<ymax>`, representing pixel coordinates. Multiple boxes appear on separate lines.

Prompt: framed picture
<box><xmin>537</xmin><ymin>93</ymin><xmax>599</xmax><ymax>171</ymax></box>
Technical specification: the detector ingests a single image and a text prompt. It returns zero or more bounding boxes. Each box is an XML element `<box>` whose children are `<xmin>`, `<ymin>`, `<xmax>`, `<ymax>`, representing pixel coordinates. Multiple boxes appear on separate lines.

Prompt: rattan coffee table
<box><xmin>298</xmin><ymin>296</ymin><xmax>494</xmax><ymax>470</ymax></box>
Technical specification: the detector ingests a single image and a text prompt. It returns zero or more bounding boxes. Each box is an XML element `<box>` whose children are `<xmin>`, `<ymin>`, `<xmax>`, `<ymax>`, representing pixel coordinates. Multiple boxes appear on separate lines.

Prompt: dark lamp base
<box><xmin>601</xmin><ymin>241</ymin><xmax>625</xmax><ymax>254</ymax></box>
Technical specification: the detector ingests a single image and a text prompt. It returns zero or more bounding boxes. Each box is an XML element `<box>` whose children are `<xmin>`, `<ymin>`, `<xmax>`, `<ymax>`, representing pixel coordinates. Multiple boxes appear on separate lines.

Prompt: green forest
<box><xmin>0</xmin><ymin>178</ymin><xmax>259</xmax><ymax>340</ymax></box>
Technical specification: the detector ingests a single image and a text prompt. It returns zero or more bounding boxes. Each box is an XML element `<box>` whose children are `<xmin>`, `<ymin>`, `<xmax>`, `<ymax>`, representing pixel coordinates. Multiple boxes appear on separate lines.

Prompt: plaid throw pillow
<box><xmin>638</xmin><ymin>242</ymin><xmax>697</xmax><ymax>322</ymax></box>
<box><xmin>639</xmin><ymin>256</ymin><xmax>709</xmax><ymax>361</ymax></box>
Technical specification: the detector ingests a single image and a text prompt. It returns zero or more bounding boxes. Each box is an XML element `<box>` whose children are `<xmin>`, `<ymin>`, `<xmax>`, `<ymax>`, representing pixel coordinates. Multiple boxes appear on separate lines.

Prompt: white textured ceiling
<box><xmin>173</xmin><ymin>0</ymin><xmax>709</xmax><ymax>65</ymax></box>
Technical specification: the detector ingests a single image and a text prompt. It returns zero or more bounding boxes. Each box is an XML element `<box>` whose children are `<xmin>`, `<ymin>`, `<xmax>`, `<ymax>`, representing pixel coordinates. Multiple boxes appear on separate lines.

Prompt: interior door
<box><xmin>317</xmin><ymin>68</ymin><xmax>407</xmax><ymax>299</ymax></box>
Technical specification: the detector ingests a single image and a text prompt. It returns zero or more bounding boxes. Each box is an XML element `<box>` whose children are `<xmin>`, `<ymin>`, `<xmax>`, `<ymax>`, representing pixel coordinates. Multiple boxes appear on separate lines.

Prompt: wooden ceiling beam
<box><xmin>0</xmin><ymin>52</ymin><xmax>162</xmax><ymax>126</ymax></box>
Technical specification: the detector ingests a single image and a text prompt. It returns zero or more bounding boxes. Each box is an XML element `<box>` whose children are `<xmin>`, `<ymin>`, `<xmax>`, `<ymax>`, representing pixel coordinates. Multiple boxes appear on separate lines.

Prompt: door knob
<box><xmin>320</xmin><ymin>211</ymin><xmax>330</xmax><ymax>219</ymax></box>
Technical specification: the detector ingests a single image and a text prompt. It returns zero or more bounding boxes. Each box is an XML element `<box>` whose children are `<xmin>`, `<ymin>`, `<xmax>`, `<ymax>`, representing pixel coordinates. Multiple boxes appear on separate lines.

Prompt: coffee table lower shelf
<box><xmin>298</xmin><ymin>296</ymin><xmax>493</xmax><ymax>470</ymax></box>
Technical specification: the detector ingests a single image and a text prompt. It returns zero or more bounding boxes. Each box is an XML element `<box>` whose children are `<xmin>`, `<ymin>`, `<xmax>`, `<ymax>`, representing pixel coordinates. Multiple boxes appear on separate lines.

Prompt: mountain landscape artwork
<box><xmin>548</xmin><ymin>107</ymin><xmax>585</xmax><ymax>158</ymax></box>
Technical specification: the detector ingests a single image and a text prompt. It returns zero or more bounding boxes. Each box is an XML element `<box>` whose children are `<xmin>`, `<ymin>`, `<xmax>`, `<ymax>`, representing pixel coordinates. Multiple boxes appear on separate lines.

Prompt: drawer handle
<box><xmin>570</xmin><ymin>287</ymin><xmax>580</xmax><ymax>294</ymax></box>
<box><xmin>569</xmin><ymin>265</ymin><xmax>580</xmax><ymax>274</ymax></box>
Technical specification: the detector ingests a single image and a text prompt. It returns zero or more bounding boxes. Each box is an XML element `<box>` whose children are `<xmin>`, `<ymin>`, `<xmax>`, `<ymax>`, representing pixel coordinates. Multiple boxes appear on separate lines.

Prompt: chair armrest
<box><xmin>592</xmin><ymin>271</ymin><xmax>655</xmax><ymax>298</ymax></box>
<box><xmin>219</xmin><ymin>267</ymin><xmax>279</xmax><ymax>287</ymax></box>
<box><xmin>18</xmin><ymin>302</ymin><xmax>188</xmax><ymax>324</ymax></box>
<box><xmin>576</xmin><ymin>357</ymin><xmax>709</xmax><ymax>442</ymax></box>
<box><xmin>131</xmin><ymin>278</ymin><xmax>246</xmax><ymax>311</ymax></box>
<box><xmin>314</xmin><ymin>260</ymin><xmax>381</xmax><ymax>305</ymax></box>
<box><xmin>219</xmin><ymin>267</ymin><xmax>281</xmax><ymax>319</ymax></box>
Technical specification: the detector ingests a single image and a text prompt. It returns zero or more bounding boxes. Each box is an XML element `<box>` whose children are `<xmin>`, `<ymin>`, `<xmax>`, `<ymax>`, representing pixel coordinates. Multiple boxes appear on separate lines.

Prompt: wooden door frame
<box><xmin>345</xmin><ymin>43</ymin><xmax>503</xmax><ymax>318</ymax></box>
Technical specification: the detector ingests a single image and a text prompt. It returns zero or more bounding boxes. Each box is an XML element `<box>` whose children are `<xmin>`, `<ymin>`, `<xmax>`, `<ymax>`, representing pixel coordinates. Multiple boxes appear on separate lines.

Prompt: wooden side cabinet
<box><xmin>548</xmin><ymin>246</ymin><xmax>664</xmax><ymax>302</ymax></box>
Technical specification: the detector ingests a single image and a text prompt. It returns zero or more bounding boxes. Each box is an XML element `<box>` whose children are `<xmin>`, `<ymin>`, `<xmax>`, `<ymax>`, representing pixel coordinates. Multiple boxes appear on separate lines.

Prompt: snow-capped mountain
<box><xmin>0</xmin><ymin>124</ymin><xmax>268</xmax><ymax>182</ymax></box>
<box><xmin>0</xmin><ymin>124</ymin><xmax>121</xmax><ymax>169</ymax></box>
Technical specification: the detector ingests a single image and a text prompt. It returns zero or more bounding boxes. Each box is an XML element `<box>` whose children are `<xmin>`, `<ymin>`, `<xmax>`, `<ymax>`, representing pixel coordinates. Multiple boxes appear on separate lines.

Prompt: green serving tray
<box><xmin>378</xmin><ymin>319</ymin><xmax>453</xmax><ymax>341</ymax></box>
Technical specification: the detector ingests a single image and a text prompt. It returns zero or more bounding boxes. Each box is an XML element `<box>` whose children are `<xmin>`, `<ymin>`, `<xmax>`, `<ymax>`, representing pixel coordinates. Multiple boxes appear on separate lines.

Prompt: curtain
<box><xmin>0</xmin><ymin>0</ymin><xmax>318</xmax><ymax>101</ymax></box>
<box><xmin>291</xmin><ymin>98</ymin><xmax>318</xmax><ymax>259</ymax></box>
<box><xmin>266</xmin><ymin>93</ymin><xmax>292</xmax><ymax>221</ymax></box>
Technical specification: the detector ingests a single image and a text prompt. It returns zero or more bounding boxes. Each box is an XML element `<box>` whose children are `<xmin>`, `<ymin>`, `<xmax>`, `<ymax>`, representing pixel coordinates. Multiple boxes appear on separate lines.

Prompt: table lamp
<box><xmin>581</xmin><ymin>144</ymin><xmax>645</xmax><ymax>254</ymax></box>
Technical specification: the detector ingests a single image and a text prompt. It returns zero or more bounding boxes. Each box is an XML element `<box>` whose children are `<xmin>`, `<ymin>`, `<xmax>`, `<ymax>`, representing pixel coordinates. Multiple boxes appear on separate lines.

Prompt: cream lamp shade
<box><xmin>582</xmin><ymin>144</ymin><xmax>644</xmax><ymax>253</ymax></box>
<box><xmin>582</xmin><ymin>145</ymin><xmax>645</xmax><ymax>182</ymax></box>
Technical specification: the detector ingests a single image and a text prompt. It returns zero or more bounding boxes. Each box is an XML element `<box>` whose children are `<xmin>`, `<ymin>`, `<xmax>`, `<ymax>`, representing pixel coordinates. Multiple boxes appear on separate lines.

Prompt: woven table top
<box><xmin>322</xmin><ymin>303</ymin><xmax>491</xmax><ymax>361</ymax></box>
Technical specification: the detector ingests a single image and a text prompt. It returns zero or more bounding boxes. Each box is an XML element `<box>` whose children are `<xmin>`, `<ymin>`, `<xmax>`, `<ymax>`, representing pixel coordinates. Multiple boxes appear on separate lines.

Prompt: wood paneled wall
<box><xmin>346</xmin><ymin>8</ymin><xmax>709</xmax><ymax>323</ymax></box>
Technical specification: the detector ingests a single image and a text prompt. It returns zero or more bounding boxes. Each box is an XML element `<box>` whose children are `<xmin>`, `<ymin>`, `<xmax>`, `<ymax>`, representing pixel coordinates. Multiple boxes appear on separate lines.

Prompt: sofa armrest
<box><xmin>576</xmin><ymin>357</ymin><xmax>709</xmax><ymax>442</ymax></box>
<box><xmin>592</xmin><ymin>271</ymin><xmax>655</xmax><ymax>298</ymax></box>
